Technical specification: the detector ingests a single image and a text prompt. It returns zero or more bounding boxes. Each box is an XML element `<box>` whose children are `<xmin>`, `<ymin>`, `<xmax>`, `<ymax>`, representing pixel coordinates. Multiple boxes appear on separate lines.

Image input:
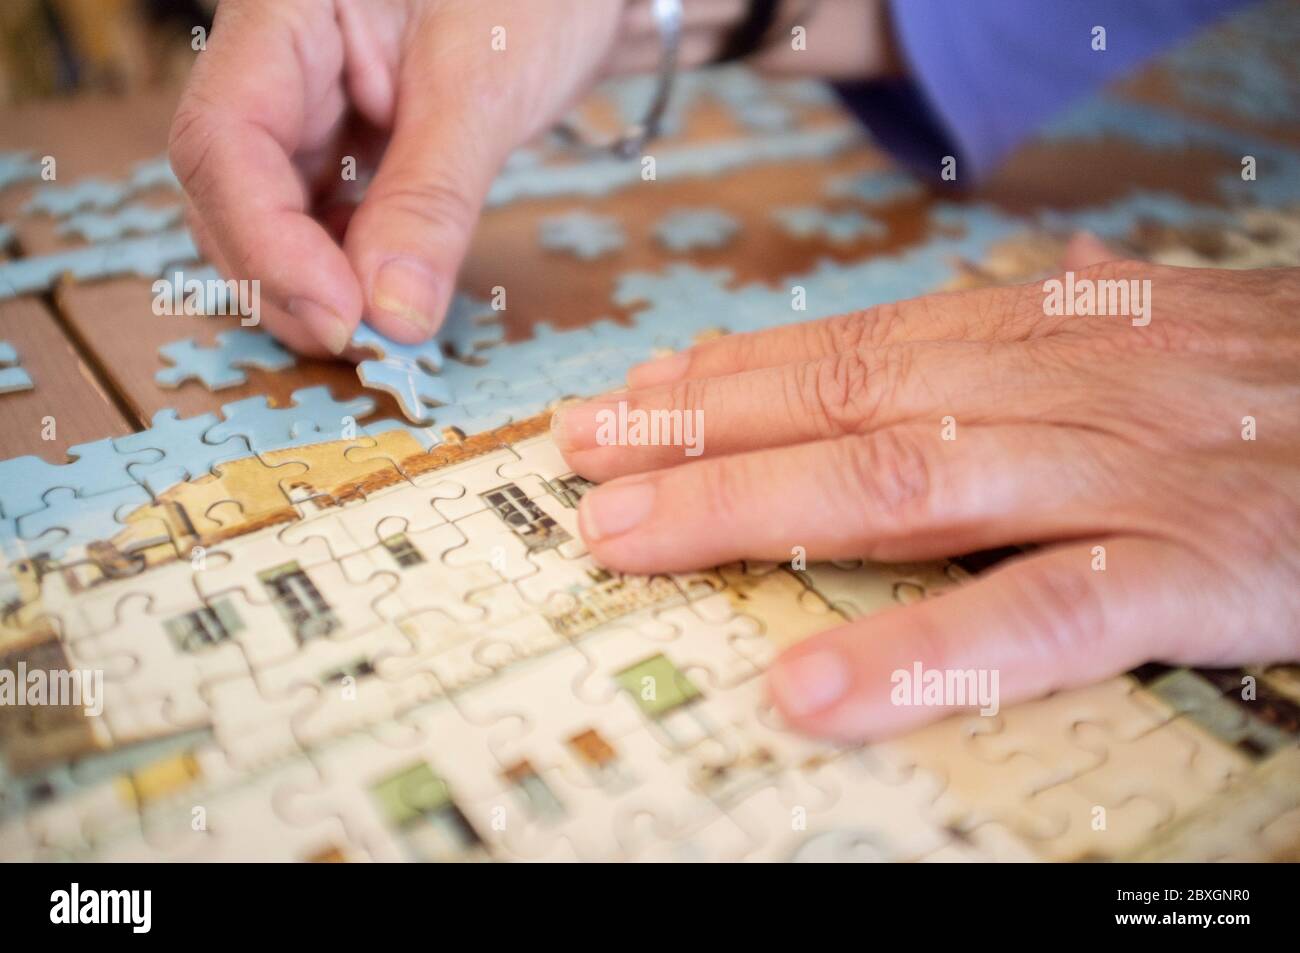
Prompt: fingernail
<box><xmin>288</xmin><ymin>297</ymin><xmax>350</xmax><ymax>355</ymax></box>
<box><xmin>551</xmin><ymin>400</ymin><xmax>618</xmax><ymax>453</ymax></box>
<box><xmin>550</xmin><ymin>408</ymin><xmax>573</xmax><ymax>451</ymax></box>
<box><xmin>769</xmin><ymin>649</ymin><xmax>850</xmax><ymax>717</ymax></box>
<box><xmin>579</xmin><ymin>481</ymin><xmax>656</xmax><ymax>541</ymax></box>
<box><xmin>628</xmin><ymin>351</ymin><xmax>689</xmax><ymax>388</ymax></box>
<box><xmin>372</xmin><ymin>257</ymin><xmax>440</xmax><ymax>332</ymax></box>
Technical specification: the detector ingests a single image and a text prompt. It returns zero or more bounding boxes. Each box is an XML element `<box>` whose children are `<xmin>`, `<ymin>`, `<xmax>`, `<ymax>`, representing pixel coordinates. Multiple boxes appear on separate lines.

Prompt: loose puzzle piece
<box><xmin>20</xmin><ymin>154</ymin><xmax>179</xmax><ymax>217</ymax></box>
<box><xmin>57</xmin><ymin>203</ymin><xmax>183</xmax><ymax>243</ymax></box>
<box><xmin>0</xmin><ymin>150</ymin><xmax>43</xmax><ymax>192</ymax></box>
<box><xmin>0</xmin><ymin>340</ymin><xmax>33</xmax><ymax>393</ymax></box>
<box><xmin>0</xmin><ymin>228</ymin><xmax>198</xmax><ymax>299</ymax></box>
<box><xmin>538</xmin><ymin>211</ymin><xmax>625</xmax><ymax>259</ymax></box>
<box><xmin>773</xmin><ymin>205</ymin><xmax>886</xmax><ymax>243</ymax></box>
<box><xmin>653</xmin><ymin>207</ymin><xmax>740</xmax><ymax>252</ymax></box>
<box><xmin>23</xmin><ymin>178</ymin><xmax>129</xmax><ymax>217</ymax></box>
<box><xmin>156</xmin><ymin>330</ymin><xmax>295</xmax><ymax>390</ymax></box>
<box><xmin>826</xmin><ymin>168</ymin><xmax>925</xmax><ymax>205</ymax></box>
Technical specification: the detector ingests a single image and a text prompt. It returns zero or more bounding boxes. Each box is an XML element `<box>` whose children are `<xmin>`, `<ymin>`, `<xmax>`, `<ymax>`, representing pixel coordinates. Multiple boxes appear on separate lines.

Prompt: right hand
<box><xmin>169</xmin><ymin>0</ymin><xmax>626</xmax><ymax>355</ymax></box>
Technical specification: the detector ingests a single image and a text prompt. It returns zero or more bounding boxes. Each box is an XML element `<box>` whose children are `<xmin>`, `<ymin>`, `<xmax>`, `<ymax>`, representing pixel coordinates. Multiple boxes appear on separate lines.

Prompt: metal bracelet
<box><xmin>556</xmin><ymin>0</ymin><xmax>683</xmax><ymax>159</ymax></box>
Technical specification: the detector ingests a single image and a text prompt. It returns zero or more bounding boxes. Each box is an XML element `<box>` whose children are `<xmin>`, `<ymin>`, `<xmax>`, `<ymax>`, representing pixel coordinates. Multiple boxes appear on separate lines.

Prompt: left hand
<box><xmin>552</xmin><ymin>239</ymin><xmax>1300</xmax><ymax>741</ymax></box>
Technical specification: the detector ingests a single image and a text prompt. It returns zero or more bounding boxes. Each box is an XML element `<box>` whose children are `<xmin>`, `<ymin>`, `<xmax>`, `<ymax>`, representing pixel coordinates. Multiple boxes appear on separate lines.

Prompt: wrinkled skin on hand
<box><xmin>555</xmin><ymin>241</ymin><xmax>1300</xmax><ymax>740</ymax></box>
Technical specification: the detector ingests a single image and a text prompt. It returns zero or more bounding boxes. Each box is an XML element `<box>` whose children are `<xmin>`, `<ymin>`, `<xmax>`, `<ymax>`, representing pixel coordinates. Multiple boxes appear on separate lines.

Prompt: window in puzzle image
<box><xmin>381</xmin><ymin>532</ymin><xmax>425</xmax><ymax>568</ymax></box>
<box><xmin>545</xmin><ymin>474</ymin><xmax>594</xmax><ymax>509</ymax></box>
<box><xmin>481</xmin><ymin>482</ymin><xmax>571</xmax><ymax>552</ymax></box>
<box><xmin>615</xmin><ymin>654</ymin><xmax>716</xmax><ymax>751</ymax></box>
<box><xmin>370</xmin><ymin>762</ymin><xmax>488</xmax><ymax>862</ymax></box>
<box><xmin>568</xmin><ymin>728</ymin><xmax>635</xmax><ymax>792</ymax></box>
<box><xmin>321</xmin><ymin>657</ymin><xmax>376</xmax><ymax>686</ymax></box>
<box><xmin>503</xmin><ymin>759</ymin><xmax>566</xmax><ymax>822</ymax></box>
<box><xmin>257</xmin><ymin>562</ymin><xmax>341</xmax><ymax>641</ymax></box>
<box><xmin>164</xmin><ymin>598</ymin><xmax>244</xmax><ymax>653</ymax></box>
<box><xmin>0</xmin><ymin>638</ymin><xmax>96</xmax><ymax>758</ymax></box>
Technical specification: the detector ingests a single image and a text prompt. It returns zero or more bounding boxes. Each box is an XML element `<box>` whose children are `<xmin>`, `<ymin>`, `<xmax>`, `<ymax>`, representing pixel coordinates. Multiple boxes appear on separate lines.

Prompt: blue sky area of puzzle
<box><xmin>1</xmin><ymin>0</ymin><xmax>1298</xmax><ymax>584</ymax></box>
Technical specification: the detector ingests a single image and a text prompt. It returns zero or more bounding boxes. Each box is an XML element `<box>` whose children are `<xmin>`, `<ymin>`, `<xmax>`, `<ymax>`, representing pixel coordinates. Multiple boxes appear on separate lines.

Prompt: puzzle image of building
<box><xmin>1</xmin><ymin>413</ymin><xmax>1296</xmax><ymax>861</ymax></box>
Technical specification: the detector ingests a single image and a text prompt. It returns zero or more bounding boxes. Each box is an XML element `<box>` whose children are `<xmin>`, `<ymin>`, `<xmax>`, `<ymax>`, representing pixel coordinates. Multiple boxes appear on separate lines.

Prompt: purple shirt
<box><xmin>835</xmin><ymin>0</ymin><xmax>1257</xmax><ymax>181</ymax></box>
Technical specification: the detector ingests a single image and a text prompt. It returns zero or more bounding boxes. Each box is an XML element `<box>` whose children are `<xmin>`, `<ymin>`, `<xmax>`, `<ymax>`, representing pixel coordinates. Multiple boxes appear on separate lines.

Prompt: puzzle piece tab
<box><xmin>156</xmin><ymin>330</ymin><xmax>295</xmax><ymax>390</ymax></box>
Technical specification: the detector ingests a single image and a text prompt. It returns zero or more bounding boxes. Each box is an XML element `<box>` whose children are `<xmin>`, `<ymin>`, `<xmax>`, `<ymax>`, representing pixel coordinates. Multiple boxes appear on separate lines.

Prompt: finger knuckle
<box><xmin>861</xmin><ymin>301</ymin><xmax>909</xmax><ymax>348</ymax></box>
<box><xmin>371</xmin><ymin>179</ymin><xmax>479</xmax><ymax>237</ymax></box>
<box><xmin>793</xmin><ymin>350</ymin><xmax>879</xmax><ymax>437</ymax></box>
<box><xmin>1006</xmin><ymin>558</ymin><xmax>1108</xmax><ymax>665</ymax></box>
<box><xmin>837</xmin><ymin>428</ymin><xmax>935</xmax><ymax>532</ymax></box>
<box><xmin>664</xmin><ymin>376</ymin><xmax>708</xmax><ymax>417</ymax></box>
<box><xmin>698</xmin><ymin>456</ymin><xmax>751</xmax><ymax>530</ymax></box>
<box><xmin>823</xmin><ymin>309</ymin><xmax>869</xmax><ymax>352</ymax></box>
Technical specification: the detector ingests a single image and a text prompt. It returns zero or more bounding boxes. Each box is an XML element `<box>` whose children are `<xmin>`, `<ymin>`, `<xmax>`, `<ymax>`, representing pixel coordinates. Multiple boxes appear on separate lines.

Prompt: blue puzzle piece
<box><xmin>1037</xmin><ymin>189</ymin><xmax>1237</xmax><ymax>239</ymax></box>
<box><xmin>0</xmin><ymin>340</ymin><xmax>33</xmax><ymax>393</ymax></box>
<box><xmin>618</xmin><ymin>202</ymin><xmax>1026</xmax><ymax>339</ymax></box>
<box><xmin>539</xmin><ymin>211</ymin><xmax>625</xmax><ymax>260</ymax></box>
<box><xmin>773</xmin><ymin>206</ymin><xmax>886</xmax><ymax>243</ymax></box>
<box><xmin>205</xmin><ymin>386</ymin><xmax>375</xmax><ymax>457</ymax></box>
<box><xmin>0</xmin><ymin>151</ymin><xmax>42</xmax><ymax>191</ymax></box>
<box><xmin>827</xmin><ymin>169</ymin><xmax>924</xmax><ymax>205</ymax></box>
<box><xmin>156</xmin><ymin>329</ymin><xmax>295</xmax><ymax>390</ymax></box>
<box><xmin>351</xmin><ymin>325</ymin><xmax>452</xmax><ymax>424</ymax></box>
<box><xmin>115</xmin><ymin>409</ymin><xmax>243</xmax><ymax>497</ymax></box>
<box><xmin>0</xmin><ymin>367</ymin><xmax>32</xmax><ymax>393</ymax></box>
<box><xmin>0</xmin><ymin>228</ymin><xmax>198</xmax><ymax>299</ymax></box>
<box><xmin>58</xmin><ymin>203</ymin><xmax>183</xmax><ymax>242</ymax></box>
<box><xmin>0</xmin><ymin>437</ymin><xmax>162</xmax><ymax>521</ymax></box>
<box><xmin>488</xmin><ymin>125</ymin><xmax>860</xmax><ymax>207</ymax></box>
<box><xmin>16</xmin><ymin>483</ymin><xmax>151</xmax><ymax>559</ymax></box>
<box><xmin>24</xmin><ymin>178</ymin><xmax>130</xmax><ymax>217</ymax></box>
<box><xmin>437</xmin><ymin>293</ymin><xmax>504</xmax><ymax>359</ymax></box>
<box><xmin>654</xmin><ymin>208</ymin><xmax>740</xmax><ymax>252</ymax></box>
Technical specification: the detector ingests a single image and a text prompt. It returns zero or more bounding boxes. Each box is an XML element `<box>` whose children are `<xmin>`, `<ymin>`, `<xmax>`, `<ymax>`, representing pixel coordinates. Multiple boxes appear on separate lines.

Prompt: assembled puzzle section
<box><xmin>3</xmin><ymin>420</ymin><xmax>1298</xmax><ymax>861</ymax></box>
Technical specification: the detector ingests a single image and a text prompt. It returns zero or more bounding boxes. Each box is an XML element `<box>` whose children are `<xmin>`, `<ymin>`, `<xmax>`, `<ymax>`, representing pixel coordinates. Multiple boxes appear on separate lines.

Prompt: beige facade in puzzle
<box><xmin>2</xmin><ymin>421</ymin><xmax>1298</xmax><ymax>861</ymax></box>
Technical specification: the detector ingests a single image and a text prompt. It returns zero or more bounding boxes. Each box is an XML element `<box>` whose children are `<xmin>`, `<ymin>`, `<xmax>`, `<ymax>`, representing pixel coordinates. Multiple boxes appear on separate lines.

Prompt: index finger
<box><xmin>168</xmin><ymin>0</ymin><xmax>361</xmax><ymax>353</ymax></box>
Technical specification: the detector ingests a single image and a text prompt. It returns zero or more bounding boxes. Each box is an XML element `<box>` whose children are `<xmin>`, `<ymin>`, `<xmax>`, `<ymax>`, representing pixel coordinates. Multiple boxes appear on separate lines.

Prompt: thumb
<box><xmin>343</xmin><ymin>39</ymin><xmax>512</xmax><ymax>343</ymax></box>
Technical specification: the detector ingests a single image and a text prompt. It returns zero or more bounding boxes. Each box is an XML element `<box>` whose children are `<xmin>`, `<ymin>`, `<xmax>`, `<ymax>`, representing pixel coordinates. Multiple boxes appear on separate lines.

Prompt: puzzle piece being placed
<box><xmin>156</xmin><ymin>330</ymin><xmax>295</xmax><ymax>390</ymax></box>
<box><xmin>539</xmin><ymin>211</ymin><xmax>625</xmax><ymax>260</ymax></box>
<box><xmin>0</xmin><ymin>340</ymin><xmax>33</xmax><ymax>393</ymax></box>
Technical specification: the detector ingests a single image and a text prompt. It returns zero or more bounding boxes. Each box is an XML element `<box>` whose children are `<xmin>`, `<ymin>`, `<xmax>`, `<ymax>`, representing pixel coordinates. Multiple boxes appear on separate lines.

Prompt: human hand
<box><xmin>169</xmin><ymin>0</ymin><xmax>901</xmax><ymax>356</ymax></box>
<box><xmin>169</xmin><ymin>0</ymin><xmax>625</xmax><ymax>356</ymax></box>
<box><xmin>552</xmin><ymin>237</ymin><xmax>1300</xmax><ymax>740</ymax></box>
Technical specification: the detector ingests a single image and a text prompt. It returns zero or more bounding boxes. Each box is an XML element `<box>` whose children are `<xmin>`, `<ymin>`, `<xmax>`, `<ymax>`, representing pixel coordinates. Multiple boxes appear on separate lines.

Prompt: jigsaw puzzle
<box><xmin>156</xmin><ymin>330</ymin><xmax>295</xmax><ymax>390</ymax></box>
<box><xmin>1</xmin><ymin>411</ymin><xmax>1296</xmax><ymax>861</ymax></box>
<box><xmin>3</xmin><ymin>5</ymin><xmax>1300</xmax><ymax>863</ymax></box>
